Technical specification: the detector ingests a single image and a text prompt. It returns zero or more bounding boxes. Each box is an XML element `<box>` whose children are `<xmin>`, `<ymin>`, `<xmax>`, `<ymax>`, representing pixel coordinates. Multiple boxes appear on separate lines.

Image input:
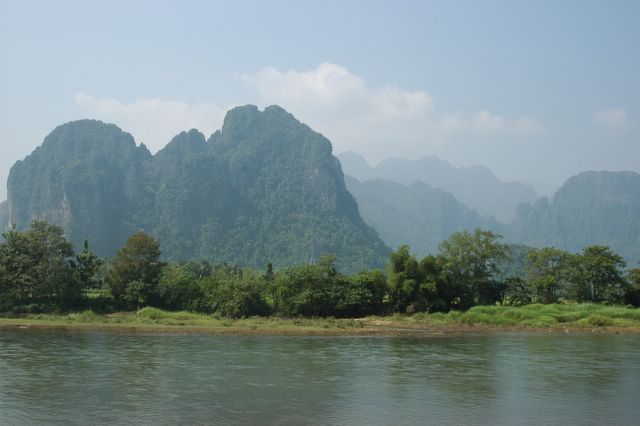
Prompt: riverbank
<box><xmin>1</xmin><ymin>304</ymin><xmax>640</xmax><ymax>335</ymax></box>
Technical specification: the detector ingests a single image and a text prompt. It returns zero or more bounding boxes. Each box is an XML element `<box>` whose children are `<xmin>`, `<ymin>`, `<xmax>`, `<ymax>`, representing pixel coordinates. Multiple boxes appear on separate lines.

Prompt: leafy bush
<box><xmin>156</xmin><ymin>264</ymin><xmax>204</xmax><ymax>311</ymax></box>
<box><xmin>136</xmin><ymin>306</ymin><xmax>170</xmax><ymax>320</ymax></box>
<box><xmin>199</xmin><ymin>267</ymin><xmax>269</xmax><ymax>318</ymax></box>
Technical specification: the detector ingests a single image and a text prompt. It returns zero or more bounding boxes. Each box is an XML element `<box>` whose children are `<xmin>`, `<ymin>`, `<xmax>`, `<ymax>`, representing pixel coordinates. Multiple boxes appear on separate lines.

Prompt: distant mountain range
<box><xmin>508</xmin><ymin>171</ymin><xmax>640</xmax><ymax>263</ymax></box>
<box><xmin>345</xmin><ymin>176</ymin><xmax>500</xmax><ymax>257</ymax></box>
<box><xmin>2</xmin><ymin>106</ymin><xmax>639</xmax><ymax>269</ymax></box>
<box><xmin>345</xmin><ymin>165</ymin><xmax>640</xmax><ymax>263</ymax></box>
<box><xmin>5</xmin><ymin>106</ymin><xmax>389</xmax><ymax>272</ymax></box>
<box><xmin>339</xmin><ymin>151</ymin><xmax>538</xmax><ymax>223</ymax></box>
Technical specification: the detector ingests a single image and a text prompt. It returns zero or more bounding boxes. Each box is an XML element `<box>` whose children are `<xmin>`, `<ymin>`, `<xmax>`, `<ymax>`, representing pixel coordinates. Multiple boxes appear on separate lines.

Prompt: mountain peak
<box><xmin>214</xmin><ymin>104</ymin><xmax>329</xmax><ymax>154</ymax></box>
<box><xmin>345</xmin><ymin>175</ymin><xmax>501</xmax><ymax>257</ymax></box>
<box><xmin>553</xmin><ymin>170</ymin><xmax>640</xmax><ymax>204</ymax></box>
<box><xmin>339</xmin><ymin>151</ymin><xmax>538</xmax><ymax>223</ymax></box>
<box><xmin>263</xmin><ymin>104</ymin><xmax>291</xmax><ymax>116</ymax></box>
<box><xmin>508</xmin><ymin>170</ymin><xmax>640</xmax><ymax>261</ymax></box>
<box><xmin>42</xmin><ymin>119</ymin><xmax>135</xmax><ymax>151</ymax></box>
<box><xmin>7</xmin><ymin>106</ymin><xmax>388</xmax><ymax>272</ymax></box>
<box><xmin>337</xmin><ymin>151</ymin><xmax>375</xmax><ymax>180</ymax></box>
<box><xmin>157</xmin><ymin>129</ymin><xmax>206</xmax><ymax>156</ymax></box>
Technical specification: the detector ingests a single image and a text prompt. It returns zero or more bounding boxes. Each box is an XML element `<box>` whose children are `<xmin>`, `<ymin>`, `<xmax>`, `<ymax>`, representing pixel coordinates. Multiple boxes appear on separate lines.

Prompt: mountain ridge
<box><xmin>5</xmin><ymin>111</ymin><xmax>639</xmax><ymax>269</ymax></box>
<box><xmin>6</xmin><ymin>106</ymin><xmax>390</xmax><ymax>272</ymax></box>
<box><xmin>345</xmin><ymin>175</ymin><xmax>502</xmax><ymax>257</ymax></box>
<box><xmin>339</xmin><ymin>151</ymin><xmax>538</xmax><ymax>223</ymax></box>
<box><xmin>507</xmin><ymin>170</ymin><xmax>640</xmax><ymax>262</ymax></box>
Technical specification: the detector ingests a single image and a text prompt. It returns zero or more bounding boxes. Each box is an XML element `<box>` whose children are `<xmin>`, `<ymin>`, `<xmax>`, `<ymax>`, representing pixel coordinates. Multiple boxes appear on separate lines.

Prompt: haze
<box><xmin>1</xmin><ymin>0</ymin><xmax>639</xmax><ymax>200</ymax></box>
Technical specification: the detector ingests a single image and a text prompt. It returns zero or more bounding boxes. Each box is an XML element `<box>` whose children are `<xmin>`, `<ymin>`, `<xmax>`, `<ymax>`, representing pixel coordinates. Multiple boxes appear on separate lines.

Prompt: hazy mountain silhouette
<box><xmin>507</xmin><ymin>170</ymin><xmax>640</xmax><ymax>263</ymax></box>
<box><xmin>345</xmin><ymin>175</ymin><xmax>502</xmax><ymax>257</ymax></box>
<box><xmin>339</xmin><ymin>151</ymin><xmax>538</xmax><ymax>223</ymax></box>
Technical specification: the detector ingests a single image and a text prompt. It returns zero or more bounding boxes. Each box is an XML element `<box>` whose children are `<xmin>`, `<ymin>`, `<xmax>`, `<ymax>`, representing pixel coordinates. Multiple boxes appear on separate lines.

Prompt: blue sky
<box><xmin>1</xmin><ymin>0</ymin><xmax>638</xmax><ymax>199</ymax></box>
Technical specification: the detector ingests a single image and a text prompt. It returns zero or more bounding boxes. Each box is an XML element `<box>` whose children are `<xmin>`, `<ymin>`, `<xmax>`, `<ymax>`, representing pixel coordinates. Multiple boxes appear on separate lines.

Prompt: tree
<box><xmin>107</xmin><ymin>232</ymin><xmax>164</xmax><ymax>307</ymax></box>
<box><xmin>503</xmin><ymin>277</ymin><xmax>532</xmax><ymax>306</ymax></box>
<box><xmin>386</xmin><ymin>246</ymin><xmax>443</xmax><ymax>313</ymax></box>
<box><xmin>525</xmin><ymin>247</ymin><xmax>572</xmax><ymax>304</ymax></box>
<box><xmin>625</xmin><ymin>265</ymin><xmax>640</xmax><ymax>306</ymax></box>
<box><xmin>273</xmin><ymin>259</ymin><xmax>334</xmax><ymax>317</ymax></box>
<box><xmin>0</xmin><ymin>221</ymin><xmax>83</xmax><ymax>310</ymax></box>
<box><xmin>264</xmin><ymin>262</ymin><xmax>275</xmax><ymax>282</ymax></box>
<box><xmin>156</xmin><ymin>263</ymin><xmax>203</xmax><ymax>311</ymax></box>
<box><xmin>0</xmin><ymin>227</ymin><xmax>33</xmax><ymax>308</ymax></box>
<box><xmin>183</xmin><ymin>260</ymin><xmax>212</xmax><ymax>279</ymax></box>
<box><xmin>572</xmin><ymin>246</ymin><xmax>626</xmax><ymax>303</ymax></box>
<box><xmin>199</xmin><ymin>266</ymin><xmax>269</xmax><ymax>318</ymax></box>
<box><xmin>386</xmin><ymin>245</ymin><xmax>414</xmax><ymax>312</ymax></box>
<box><xmin>76</xmin><ymin>240</ymin><xmax>103</xmax><ymax>290</ymax></box>
<box><xmin>438</xmin><ymin>229</ymin><xmax>508</xmax><ymax>308</ymax></box>
<box><xmin>335</xmin><ymin>269</ymin><xmax>387</xmax><ymax>317</ymax></box>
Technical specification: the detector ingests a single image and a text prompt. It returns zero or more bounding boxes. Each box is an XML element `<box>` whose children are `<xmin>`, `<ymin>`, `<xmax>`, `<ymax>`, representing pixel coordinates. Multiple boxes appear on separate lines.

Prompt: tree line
<box><xmin>1</xmin><ymin>222</ymin><xmax>639</xmax><ymax>317</ymax></box>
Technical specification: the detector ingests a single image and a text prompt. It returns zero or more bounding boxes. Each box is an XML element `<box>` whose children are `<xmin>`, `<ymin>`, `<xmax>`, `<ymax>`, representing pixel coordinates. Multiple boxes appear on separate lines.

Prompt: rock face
<box><xmin>339</xmin><ymin>151</ymin><xmax>538</xmax><ymax>223</ymax></box>
<box><xmin>7</xmin><ymin>106</ymin><xmax>389</xmax><ymax>272</ymax></box>
<box><xmin>0</xmin><ymin>200</ymin><xmax>7</xmax><ymax>232</ymax></box>
<box><xmin>7</xmin><ymin>120</ymin><xmax>153</xmax><ymax>255</ymax></box>
<box><xmin>345</xmin><ymin>176</ymin><xmax>502</xmax><ymax>257</ymax></box>
<box><xmin>507</xmin><ymin>171</ymin><xmax>640</xmax><ymax>262</ymax></box>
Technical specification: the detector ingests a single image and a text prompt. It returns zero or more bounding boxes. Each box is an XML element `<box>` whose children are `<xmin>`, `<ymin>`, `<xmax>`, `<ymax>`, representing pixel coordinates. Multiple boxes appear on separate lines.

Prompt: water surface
<box><xmin>1</xmin><ymin>330</ymin><xmax>638</xmax><ymax>425</ymax></box>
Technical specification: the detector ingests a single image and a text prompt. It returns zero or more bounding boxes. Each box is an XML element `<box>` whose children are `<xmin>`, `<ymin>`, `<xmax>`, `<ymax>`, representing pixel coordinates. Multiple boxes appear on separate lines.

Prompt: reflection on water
<box><xmin>0</xmin><ymin>330</ymin><xmax>639</xmax><ymax>425</ymax></box>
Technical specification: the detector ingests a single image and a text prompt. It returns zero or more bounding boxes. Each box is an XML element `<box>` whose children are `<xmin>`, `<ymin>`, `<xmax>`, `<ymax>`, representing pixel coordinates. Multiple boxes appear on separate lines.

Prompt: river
<box><xmin>1</xmin><ymin>330</ymin><xmax>639</xmax><ymax>425</ymax></box>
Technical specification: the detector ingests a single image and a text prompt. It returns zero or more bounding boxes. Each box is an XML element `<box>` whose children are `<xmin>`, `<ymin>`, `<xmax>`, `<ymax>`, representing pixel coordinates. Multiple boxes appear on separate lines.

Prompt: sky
<box><xmin>1</xmin><ymin>0</ymin><xmax>639</xmax><ymax>200</ymax></box>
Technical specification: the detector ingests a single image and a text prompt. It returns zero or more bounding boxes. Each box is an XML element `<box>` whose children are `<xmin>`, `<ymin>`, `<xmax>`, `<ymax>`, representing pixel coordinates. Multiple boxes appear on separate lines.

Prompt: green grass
<box><xmin>0</xmin><ymin>308</ymin><xmax>368</xmax><ymax>335</ymax></box>
<box><xmin>1</xmin><ymin>304</ymin><xmax>639</xmax><ymax>334</ymax></box>
<box><xmin>393</xmin><ymin>303</ymin><xmax>640</xmax><ymax>329</ymax></box>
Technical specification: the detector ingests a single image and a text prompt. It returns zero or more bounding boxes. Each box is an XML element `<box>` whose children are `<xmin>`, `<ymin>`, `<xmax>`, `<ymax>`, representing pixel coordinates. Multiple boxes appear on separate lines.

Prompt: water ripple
<box><xmin>0</xmin><ymin>331</ymin><xmax>639</xmax><ymax>425</ymax></box>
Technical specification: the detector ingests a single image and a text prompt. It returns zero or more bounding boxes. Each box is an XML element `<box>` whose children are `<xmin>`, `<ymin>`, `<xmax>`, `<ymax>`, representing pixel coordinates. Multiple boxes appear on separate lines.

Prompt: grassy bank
<box><xmin>1</xmin><ymin>304</ymin><xmax>640</xmax><ymax>335</ymax></box>
<box><xmin>380</xmin><ymin>303</ymin><xmax>640</xmax><ymax>330</ymax></box>
<box><xmin>0</xmin><ymin>308</ymin><xmax>373</xmax><ymax>335</ymax></box>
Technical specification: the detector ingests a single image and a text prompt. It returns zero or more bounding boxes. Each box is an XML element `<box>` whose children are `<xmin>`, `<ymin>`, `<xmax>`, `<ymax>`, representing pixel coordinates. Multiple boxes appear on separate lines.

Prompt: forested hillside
<box><xmin>507</xmin><ymin>171</ymin><xmax>640</xmax><ymax>263</ymax></box>
<box><xmin>6</xmin><ymin>106</ymin><xmax>389</xmax><ymax>272</ymax></box>
<box><xmin>7</xmin><ymin>109</ymin><xmax>640</xmax><ymax>271</ymax></box>
<box><xmin>7</xmin><ymin>120</ymin><xmax>153</xmax><ymax>255</ymax></box>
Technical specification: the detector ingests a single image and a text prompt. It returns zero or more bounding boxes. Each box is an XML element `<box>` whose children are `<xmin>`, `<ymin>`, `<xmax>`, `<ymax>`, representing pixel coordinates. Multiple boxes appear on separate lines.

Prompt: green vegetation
<box><xmin>388</xmin><ymin>303</ymin><xmax>640</xmax><ymax>329</ymax></box>
<box><xmin>107</xmin><ymin>232</ymin><xmax>164</xmax><ymax>307</ymax></box>
<box><xmin>0</xmin><ymin>221</ymin><xmax>86</xmax><ymax>311</ymax></box>
<box><xmin>520</xmin><ymin>245</ymin><xmax>629</xmax><ymax>305</ymax></box>
<box><xmin>344</xmin><ymin>176</ymin><xmax>499</xmax><ymax>258</ymax></box>
<box><xmin>0</xmin><ymin>308</ymin><xmax>371</xmax><ymax>335</ymax></box>
<box><xmin>508</xmin><ymin>170</ymin><xmax>640</xmax><ymax>263</ymax></box>
<box><xmin>2</xmin><ymin>222</ymin><xmax>640</xmax><ymax>328</ymax></box>
<box><xmin>2</xmin><ymin>304</ymin><xmax>640</xmax><ymax>334</ymax></box>
<box><xmin>6</xmin><ymin>106</ymin><xmax>389</xmax><ymax>273</ymax></box>
<box><xmin>342</xmin><ymin>153</ymin><xmax>640</xmax><ymax>265</ymax></box>
<box><xmin>273</xmin><ymin>254</ymin><xmax>385</xmax><ymax>317</ymax></box>
<box><xmin>6</xmin><ymin>108</ymin><xmax>640</xmax><ymax>275</ymax></box>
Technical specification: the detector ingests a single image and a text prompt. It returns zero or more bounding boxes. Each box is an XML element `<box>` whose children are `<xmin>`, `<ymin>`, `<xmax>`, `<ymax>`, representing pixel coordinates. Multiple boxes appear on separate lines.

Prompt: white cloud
<box><xmin>74</xmin><ymin>92</ymin><xmax>226</xmax><ymax>152</ymax></box>
<box><xmin>243</xmin><ymin>63</ymin><xmax>543</xmax><ymax>162</ymax></box>
<box><xmin>74</xmin><ymin>63</ymin><xmax>544</xmax><ymax>161</ymax></box>
<box><xmin>593</xmin><ymin>108</ymin><xmax>628</xmax><ymax>129</ymax></box>
<box><xmin>471</xmin><ymin>110</ymin><xmax>508</xmax><ymax>133</ymax></box>
<box><xmin>242</xmin><ymin>63</ymin><xmax>433</xmax><ymax>123</ymax></box>
<box><xmin>513</xmin><ymin>116</ymin><xmax>545</xmax><ymax>133</ymax></box>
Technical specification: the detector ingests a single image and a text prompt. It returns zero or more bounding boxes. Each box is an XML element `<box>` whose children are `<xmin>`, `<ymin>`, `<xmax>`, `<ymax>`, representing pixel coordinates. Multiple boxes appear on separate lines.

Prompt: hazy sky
<box><xmin>1</xmin><ymin>0</ymin><xmax>639</xmax><ymax>199</ymax></box>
